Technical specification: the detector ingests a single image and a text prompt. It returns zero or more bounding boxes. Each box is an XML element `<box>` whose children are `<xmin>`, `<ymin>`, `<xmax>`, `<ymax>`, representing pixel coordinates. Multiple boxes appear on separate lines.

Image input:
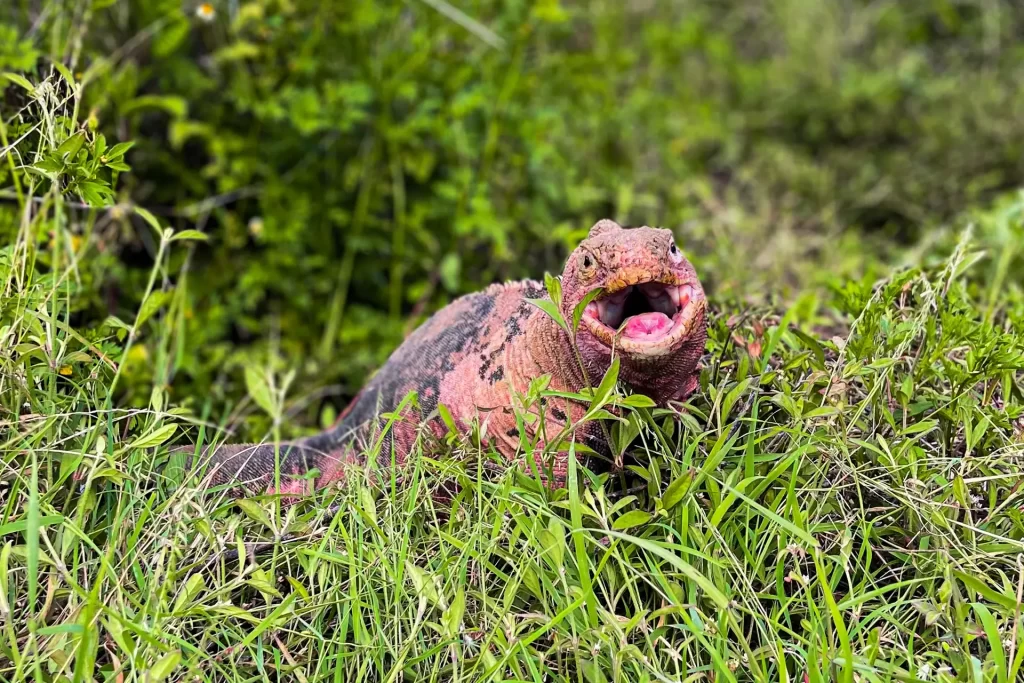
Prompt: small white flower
<box><xmin>248</xmin><ymin>216</ymin><xmax>264</xmax><ymax>237</ymax></box>
<box><xmin>196</xmin><ymin>3</ymin><xmax>215</xmax><ymax>21</ymax></box>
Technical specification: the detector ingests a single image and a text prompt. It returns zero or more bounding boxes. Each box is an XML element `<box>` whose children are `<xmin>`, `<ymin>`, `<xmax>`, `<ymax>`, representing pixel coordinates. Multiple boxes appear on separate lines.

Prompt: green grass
<box><xmin>4</xmin><ymin>179</ymin><xmax>1024</xmax><ymax>683</ymax></box>
<box><xmin>4</xmin><ymin>19</ymin><xmax>1024</xmax><ymax>683</ymax></box>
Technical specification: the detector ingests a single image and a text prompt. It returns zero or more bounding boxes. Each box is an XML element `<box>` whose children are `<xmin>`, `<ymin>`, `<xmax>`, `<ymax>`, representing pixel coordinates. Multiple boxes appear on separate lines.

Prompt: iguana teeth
<box><xmin>675</xmin><ymin>284</ymin><xmax>693</xmax><ymax>310</ymax></box>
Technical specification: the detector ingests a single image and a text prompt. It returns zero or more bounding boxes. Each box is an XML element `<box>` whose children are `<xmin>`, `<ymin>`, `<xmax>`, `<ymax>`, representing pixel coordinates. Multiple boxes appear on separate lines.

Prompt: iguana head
<box><xmin>560</xmin><ymin>219</ymin><xmax>708</xmax><ymax>396</ymax></box>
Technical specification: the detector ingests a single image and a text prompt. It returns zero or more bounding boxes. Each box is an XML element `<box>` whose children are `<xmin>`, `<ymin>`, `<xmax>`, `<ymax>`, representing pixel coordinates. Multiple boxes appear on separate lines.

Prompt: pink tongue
<box><xmin>622</xmin><ymin>312</ymin><xmax>673</xmax><ymax>340</ymax></box>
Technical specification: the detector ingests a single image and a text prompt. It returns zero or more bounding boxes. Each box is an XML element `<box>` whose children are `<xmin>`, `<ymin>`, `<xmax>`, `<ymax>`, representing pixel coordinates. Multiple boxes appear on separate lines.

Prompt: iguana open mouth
<box><xmin>581</xmin><ymin>279</ymin><xmax>704</xmax><ymax>355</ymax></box>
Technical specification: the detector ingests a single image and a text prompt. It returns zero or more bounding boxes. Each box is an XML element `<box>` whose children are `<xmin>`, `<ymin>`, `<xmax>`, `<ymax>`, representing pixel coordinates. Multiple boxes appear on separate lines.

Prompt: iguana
<box><xmin>182</xmin><ymin>220</ymin><xmax>708</xmax><ymax>496</ymax></box>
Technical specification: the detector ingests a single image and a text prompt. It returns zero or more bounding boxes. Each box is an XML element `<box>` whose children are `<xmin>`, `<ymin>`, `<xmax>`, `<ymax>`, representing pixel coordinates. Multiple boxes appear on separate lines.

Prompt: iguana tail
<box><xmin>178</xmin><ymin>389</ymin><xmax>370</xmax><ymax>496</ymax></box>
<box><xmin>181</xmin><ymin>441</ymin><xmax>331</xmax><ymax>495</ymax></box>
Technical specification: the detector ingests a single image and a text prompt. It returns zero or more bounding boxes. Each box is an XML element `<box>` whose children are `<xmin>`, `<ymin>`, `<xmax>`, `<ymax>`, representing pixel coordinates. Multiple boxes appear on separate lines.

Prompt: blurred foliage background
<box><xmin>2</xmin><ymin>0</ymin><xmax>1023</xmax><ymax>438</ymax></box>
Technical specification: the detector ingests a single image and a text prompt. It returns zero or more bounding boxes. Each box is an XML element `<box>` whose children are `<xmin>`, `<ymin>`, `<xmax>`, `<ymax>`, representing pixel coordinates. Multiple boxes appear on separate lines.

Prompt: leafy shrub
<box><xmin>3</xmin><ymin>1</ymin><xmax>1024</xmax><ymax>436</ymax></box>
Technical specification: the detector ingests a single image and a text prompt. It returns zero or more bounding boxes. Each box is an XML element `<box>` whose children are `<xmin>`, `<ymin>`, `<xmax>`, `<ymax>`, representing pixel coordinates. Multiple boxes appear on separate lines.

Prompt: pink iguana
<box><xmin>183</xmin><ymin>220</ymin><xmax>708</xmax><ymax>496</ymax></box>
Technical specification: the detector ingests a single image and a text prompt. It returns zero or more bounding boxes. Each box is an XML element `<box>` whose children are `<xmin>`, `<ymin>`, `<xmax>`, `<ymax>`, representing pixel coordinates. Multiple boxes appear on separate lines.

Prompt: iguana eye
<box><xmin>583</xmin><ymin>255</ymin><xmax>593</xmax><ymax>268</ymax></box>
<box><xmin>668</xmin><ymin>239</ymin><xmax>683</xmax><ymax>264</ymax></box>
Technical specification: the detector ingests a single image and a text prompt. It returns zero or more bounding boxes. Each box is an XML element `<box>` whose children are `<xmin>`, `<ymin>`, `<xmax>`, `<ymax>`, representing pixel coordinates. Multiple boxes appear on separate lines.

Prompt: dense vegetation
<box><xmin>2</xmin><ymin>1</ymin><xmax>1023</xmax><ymax>681</ymax></box>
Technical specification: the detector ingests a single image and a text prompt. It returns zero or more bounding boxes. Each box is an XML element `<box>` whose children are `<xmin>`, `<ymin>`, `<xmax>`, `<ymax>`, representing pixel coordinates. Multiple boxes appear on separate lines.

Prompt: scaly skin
<box><xmin>182</xmin><ymin>220</ymin><xmax>708</xmax><ymax>496</ymax></box>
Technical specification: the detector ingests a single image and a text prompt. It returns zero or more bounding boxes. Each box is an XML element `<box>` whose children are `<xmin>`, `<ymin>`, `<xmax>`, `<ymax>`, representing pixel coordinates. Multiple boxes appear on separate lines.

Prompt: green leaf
<box><xmin>619</xmin><ymin>393</ymin><xmax>656</xmax><ymax>408</ymax></box>
<box><xmin>136</xmin><ymin>289</ymin><xmax>174</xmax><ymax>328</ymax></box>
<box><xmin>612</xmin><ymin>509</ymin><xmax>653</xmax><ymax>530</ymax></box>
<box><xmin>437</xmin><ymin>403</ymin><xmax>458</xmax><ymax>436</ymax></box>
<box><xmin>91</xmin><ymin>468</ymin><xmax>127</xmax><ymax>484</ymax></box>
<box><xmin>102</xmin><ymin>615</ymin><xmax>137</xmax><ymax>662</ymax></box>
<box><xmin>169</xmin><ymin>120</ymin><xmax>212</xmax><ymax>150</ymax></box>
<box><xmin>2</xmin><ymin>72</ymin><xmax>34</xmax><ymax>93</ymax></box>
<box><xmin>36</xmin><ymin>623</ymin><xmax>84</xmax><ymax>636</ymax></box>
<box><xmin>972</xmin><ymin>603</ymin><xmax>1007</xmax><ymax>683</ymax></box>
<box><xmin>103</xmin><ymin>315</ymin><xmax>132</xmax><ymax>332</ymax></box>
<box><xmin>583</xmin><ymin>659</ymin><xmax>608</xmax><ymax>683</ymax></box>
<box><xmin>439</xmin><ymin>252</ymin><xmax>460</xmax><ymax>292</ymax></box>
<box><xmin>152</xmin><ymin>18</ymin><xmax>190</xmax><ymax>57</ymax></box>
<box><xmin>33</xmin><ymin>156</ymin><xmax>65</xmax><ymax>174</ymax></box>
<box><xmin>56</xmin><ymin>132</ymin><xmax>86</xmax><ymax>161</ymax></box>
<box><xmin>572</xmin><ymin>286</ymin><xmax>603</xmax><ymax>333</ymax></box>
<box><xmin>76</xmin><ymin>181</ymin><xmax>115</xmax><ymax>206</ymax></box>
<box><xmin>213</xmin><ymin>41</ymin><xmax>262</xmax><ymax>63</ymax></box>
<box><xmin>717</xmin><ymin>478</ymin><xmax>818</xmax><ymax>548</ymax></box>
<box><xmin>130</xmin><ymin>424</ymin><xmax>178</xmax><ymax>449</ymax></box>
<box><xmin>591</xmin><ymin>355</ymin><xmax>620</xmax><ymax>410</ymax></box>
<box><xmin>759</xmin><ymin>306</ymin><xmax>798</xmax><ymax>371</ymax></box>
<box><xmin>791</xmin><ymin>327</ymin><xmax>826</xmax><ymax>366</ymax></box>
<box><xmin>173</xmin><ymin>574</ymin><xmax>206</xmax><ymax>613</ymax></box>
<box><xmin>53</xmin><ymin>62</ymin><xmax>75</xmax><ymax>87</ymax></box>
<box><xmin>720</xmin><ymin>377</ymin><xmax>752</xmax><ymax>423</ymax></box>
<box><xmin>237</xmin><ymin>594</ymin><xmax>295</xmax><ymax>648</ymax></box>
<box><xmin>526</xmin><ymin>297</ymin><xmax>567</xmax><ymax>332</ymax></box>
<box><xmin>709</xmin><ymin>476</ymin><xmax>756</xmax><ymax>529</ymax></box>
<box><xmin>811</xmin><ymin>550</ymin><xmax>854</xmax><ymax>683</ymax></box>
<box><xmin>953</xmin><ymin>570</ymin><xmax>1018</xmax><ymax>610</ymax></box>
<box><xmin>121</xmin><ymin>95</ymin><xmax>188</xmax><ymax>118</ymax></box>
<box><xmin>244</xmin><ymin>366</ymin><xmax>276</xmax><ymax>417</ymax></box>
<box><xmin>0</xmin><ymin>514</ymin><xmax>63</xmax><ymax>536</ymax></box>
<box><xmin>544</xmin><ymin>272</ymin><xmax>562</xmax><ymax>308</ymax></box>
<box><xmin>537</xmin><ymin>523</ymin><xmax>565</xmax><ymax>570</ymax></box>
<box><xmin>106</xmin><ymin>141</ymin><xmax>136</xmax><ymax>159</ymax></box>
<box><xmin>583</xmin><ymin>408</ymin><xmax>620</xmax><ymax>422</ymax></box>
<box><xmin>662</xmin><ymin>471</ymin><xmax>693</xmax><ymax>511</ymax></box>
<box><xmin>146</xmin><ymin>650</ymin><xmax>181</xmax><ymax>682</ymax></box>
<box><xmin>359</xmin><ymin>486</ymin><xmax>377</xmax><ymax>527</ymax></box>
<box><xmin>134</xmin><ymin>206</ymin><xmax>163</xmax><ymax>236</ymax></box>
<box><xmin>72</xmin><ymin>599</ymin><xmax>100</xmax><ymax>682</ymax></box>
<box><xmin>614</xmin><ymin>412</ymin><xmax>642</xmax><ymax>457</ymax></box>
<box><xmin>442</xmin><ymin>589</ymin><xmax>465</xmax><ymax>638</ymax></box>
<box><xmin>236</xmin><ymin>499</ymin><xmax>273</xmax><ymax>528</ymax></box>
<box><xmin>168</xmin><ymin>229</ymin><xmax>209</xmax><ymax>242</ymax></box>
<box><xmin>405</xmin><ymin>562</ymin><xmax>440</xmax><ymax>606</ymax></box>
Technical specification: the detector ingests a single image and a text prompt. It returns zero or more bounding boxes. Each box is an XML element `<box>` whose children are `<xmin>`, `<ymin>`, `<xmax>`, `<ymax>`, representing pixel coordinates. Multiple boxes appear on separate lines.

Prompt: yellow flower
<box><xmin>59</xmin><ymin>365</ymin><xmax>73</xmax><ymax>376</ymax></box>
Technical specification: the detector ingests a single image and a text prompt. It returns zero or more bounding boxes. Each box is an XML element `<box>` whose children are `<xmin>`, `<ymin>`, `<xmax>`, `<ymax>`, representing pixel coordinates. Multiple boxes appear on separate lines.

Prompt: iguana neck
<box><xmin>521</xmin><ymin>307</ymin><xmax>591</xmax><ymax>393</ymax></box>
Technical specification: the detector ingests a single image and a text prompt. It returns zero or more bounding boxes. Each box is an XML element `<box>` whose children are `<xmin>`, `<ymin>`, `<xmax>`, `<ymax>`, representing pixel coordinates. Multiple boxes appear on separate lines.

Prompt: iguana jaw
<box><xmin>580</xmin><ymin>278</ymin><xmax>706</xmax><ymax>357</ymax></box>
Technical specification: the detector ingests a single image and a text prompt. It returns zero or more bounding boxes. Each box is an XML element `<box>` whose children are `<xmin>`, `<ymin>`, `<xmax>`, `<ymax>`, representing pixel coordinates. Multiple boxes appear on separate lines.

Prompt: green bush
<box><xmin>3</xmin><ymin>0</ymin><xmax>1024</xmax><ymax>433</ymax></box>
